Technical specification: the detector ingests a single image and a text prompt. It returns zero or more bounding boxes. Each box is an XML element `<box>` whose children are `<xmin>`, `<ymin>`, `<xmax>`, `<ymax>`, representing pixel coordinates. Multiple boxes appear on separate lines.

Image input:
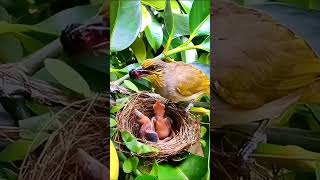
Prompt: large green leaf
<box><xmin>0</xmin><ymin>5</ymin><xmax>99</xmax><ymax>36</ymax></box>
<box><xmin>0</xmin><ymin>136</ymin><xmax>48</xmax><ymax>162</ymax></box>
<box><xmin>44</xmin><ymin>58</ymin><xmax>92</xmax><ymax>98</ymax></box>
<box><xmin>164</xmin><ymin>0</ymin><xmax>175</xmax><ymax>51</ymax></box>
<box><xmin>130</xmin><ymin>37</ymin><xmax>146</xmax><ymax>63</ymax></box>
<box><xmin>141</xmin><ymin>5</ymin><xmax>152</xmax><ymax>32</ymax></box>
<box><xmin>141</xmin><ymin>0</ymin><xmax>166</xmax><ymax>10</ymax></box>
<box><xmin>110</xmin><ymin>0</ymin><xmax>142</xmax><ymax>52</ymax></box>
<box><xmin>145</xmin><ymin>19</ymin><xmax>163</xmax><ymax>52</ymax></box>
<box><xmin>189</xmin><ymin>0</ymin><xmax>210</xmax><ymax>36</ymax></box>
<box><xmin>33</xmin><ymin>5</ymin><xmax>99</xmax><ymax>35</ymax></box>
<box><xmin>173</xmin><ymin>13</ymin><xmax>190</xmax><ymax>37</ymax></box>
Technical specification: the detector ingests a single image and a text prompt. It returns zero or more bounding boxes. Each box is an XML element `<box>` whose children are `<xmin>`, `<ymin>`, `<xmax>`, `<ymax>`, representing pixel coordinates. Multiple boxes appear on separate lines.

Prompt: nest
<box><xmin>115</xmin><ymin>92</ymin><xmax>201</xmax><ymax>159</ymax></box>
<box><xmin>19</xmin><ymin>94</ymin><xmax>108</xmax><ymax>180</ymax></box>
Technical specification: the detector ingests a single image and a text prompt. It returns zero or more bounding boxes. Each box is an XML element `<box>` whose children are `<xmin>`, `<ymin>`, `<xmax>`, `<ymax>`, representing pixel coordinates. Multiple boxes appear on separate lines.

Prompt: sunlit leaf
<box><xmin>135</xmin><ymin>175</ymin><xmax>157</xmax><ymax>180</ymax></box>
<box><xmin>130</xmin><ymin>37</ymin><xmax>146</xmax><ymax>63</ymax></box>
<box><xmin>110</xmin><ymin>118</ymin><xmax>117</xmax><ymax>127</ymax></box>
<box><xmin>141</xmin><ymin>5</ymin><xmax>152</xmax><ymax>32</ymax></box>
<box><xmin>145</xmin><ymin>19</ymin><xmax>163</xmax><ymax>52</ymax></box>
<box><xmin>178</xmin><ymin>0</ymin><xmax>194</xmax><ymax>14</ymax></box>
<box><xmin>123</xmin><ymin>158</ymin><xmax>133</xmax><ymax>173</ymax></box>
<box><xmin>110</xmin><ymin>0</ymin><xmax>142</xmax><ymax>52</ymax></box>
<box><xmin>189</xmin><ymin>0</ymin><xmax>210</xmax><ymax>36</ymax></box>
<box><xmin>123</xmin><ymin>80</ymin><xmax>139</xmax><ymax>93</ymax></box>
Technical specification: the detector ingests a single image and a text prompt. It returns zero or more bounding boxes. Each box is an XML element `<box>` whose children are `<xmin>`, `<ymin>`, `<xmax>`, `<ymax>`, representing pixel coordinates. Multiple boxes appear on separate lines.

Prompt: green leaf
<box><xmin>145</xmin><ymin>19</ymin><xmax>163</xmax><ymax>52</ymax></box>
<box><xmin>141</xmin><ymin>0</ymin><xmax>166</xmax><ymax>10</ymax></box>
<box><xmin>255</xmin><ymin>143</ymin><xmax>320</xmax><ymax>171</ymax></box>
<box><xmin>13</xmin><ymin>32</ymin><xmax>43</xmax><ymax>54</ymax></box>
<box><xmin>189</xmin><ymin>0</ymin><xmax>210</xmax><ymax>36</ymax></box>
<box><xmin>135</xmin><ymin>175</ymin><xmax>157</xmax><ymax>180</ymax></box>
<box><xmin>123</xmin><ymin>158</ymin><xmax>133</xmax><ymax>173</ymax></box>
<box><xmin>110</xmin><ymin>118</ymin><xmax>117</xmax><ymax>127</ymax></box>
<box><xmin>19</xmin><ymin>113</ymin><xmax>53</xmax><ymax>139</ymax></box>
<box><xmin>200</xmin><ymin>126</ymin><xmax>207</xmax><ymax>138</ymax></box>
<box><xmin>121</xmin><ymin>131</ymin><xmax>159</xmax><ymax>154</ymax></box>
<box><xmin>150</xmin><ymin>160</ymin><xmax>158</xmax><ymax>176</ymax></box>
<box><xmin>178</xmin><ymin>0</ymin><xmax>194</xmax><ymax>14</ymax></box>
<box><xmin>44</xmin><ymin>58</ymin><xmax>92</xmax><ymax>98</ymax></box>
<box><xmin>164</xmin><ymin>0</ymin><xmax>175</xmax><ymax>52</ymax></box>
<box><xmin>130</xmin><ymin>37</ymin><xmax>146</xmax><ymax>63</ymax></box>
<box><xmin>34</xmin><ymin>5</ymin><xmax>99</xmax><ymax>35</ymax></box>
<box><xmin>110</xmin><ymin>0</ymin><xmax>142</xmax><ymax>52</ymax></box>
<box><xmin>181</xmin><ymin>37</ymin><xmax>197</xmax><ymax>63</ymax></box>
<box><xmin>131</xmin><ymin>156</ymin><xmax>139</xmax><ymax>171</ymax></box>
<box><xmin>0</xmin><ymin>34</ymin><xmax>23</xmax><ymax>63</ymax></box>
<box><xmin>198</xmin><ymin>54</ymin><xmax>210</xmax><ymax>65</ymax></box>
<box><xmin>173</xmin><ymin>13</ymin><xmax>190</xmax><ymax>37</ymax></box>
<box><xmin>198</xmin><ymin>36</ymin><xmax>210</xmax><ymax>52</ymax></box>
<box><xmin>123</xmin><ymin>80</ymin><xmax>139</xmax><ymax>93</ymax></box>
<box><xmin>0</xmin><ymin>136</ymin><xmax>48</xmax><ymax>162</ymax></box>
<box><xmin>141</xmin><ymin>5</ymin><xmax>152</xmax><ymax>32</ymax></box>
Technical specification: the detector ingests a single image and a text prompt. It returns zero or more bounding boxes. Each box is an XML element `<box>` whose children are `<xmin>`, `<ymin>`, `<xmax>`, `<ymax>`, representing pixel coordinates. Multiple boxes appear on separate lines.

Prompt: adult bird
<box><xmin>213</xmin><ymin>0</ymin><xmax>320</xmax><ymax>127</ymax></box>
<box><xmin>129</xmin><ymin>59</ymin><xmax>210</xmax><ymax>111</ymax></box>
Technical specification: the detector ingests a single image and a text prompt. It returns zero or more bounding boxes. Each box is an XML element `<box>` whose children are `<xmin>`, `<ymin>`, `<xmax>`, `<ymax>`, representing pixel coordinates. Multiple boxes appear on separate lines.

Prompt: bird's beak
<box><xmin>129</xmin><ymin>69</ymin><xmax>150</xmax><ymax>79</ymax></box>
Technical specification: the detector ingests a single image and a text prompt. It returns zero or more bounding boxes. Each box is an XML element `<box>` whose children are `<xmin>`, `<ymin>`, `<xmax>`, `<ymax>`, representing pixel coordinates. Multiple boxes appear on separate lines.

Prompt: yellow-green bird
<box><xmin>129</xmin><ymin>59</ymin><xmax>210</xmax><ymax>108</ymax></box>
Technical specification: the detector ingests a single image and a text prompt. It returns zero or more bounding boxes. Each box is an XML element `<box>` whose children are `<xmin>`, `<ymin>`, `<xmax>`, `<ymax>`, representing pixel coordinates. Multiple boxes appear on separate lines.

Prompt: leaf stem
<box><xmin>166</xmin><ymin>45</ymin><xmax>201</xmax><ymax>56</ymax></box>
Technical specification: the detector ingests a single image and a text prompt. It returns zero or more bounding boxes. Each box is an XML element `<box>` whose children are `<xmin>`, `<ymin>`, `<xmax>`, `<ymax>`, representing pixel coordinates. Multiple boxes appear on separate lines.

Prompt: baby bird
<box><xmin>134</xmin><ymin>109</ymin><xmax>159</xmax><ymax>142</ymax></box>
<box><xmin>153</xmin><ymin>100</ymin><xmax>172</xmax><ymax>140</ymax></box>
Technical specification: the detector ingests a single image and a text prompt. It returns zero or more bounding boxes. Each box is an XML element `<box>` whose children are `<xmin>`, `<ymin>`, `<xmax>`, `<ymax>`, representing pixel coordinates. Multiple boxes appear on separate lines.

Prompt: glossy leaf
<box><xmin>141</xmin><ymin>0</ymin><xmax>166</xmax><ymax>10</ymax></box>
<box><xmin>164</xmin><ymin>0</ymin><xmax>175</xmax><ymax>51</ymax></box>
<box><xmin>201</xmin><ymin>126</ymin><xmax>207</xmax><ymax>137</ymax></box>
<box><xmin>123</xmin><ymin>158</ymin><xmax>133</xmax><ymax>173</ymax></box>
<box><xmin>110</xmin><ymin>118</ymin><xmax>117</xmax><ymax>127</ymax></box>
<box><xmin>178</xmin><ymin>0</ymin><xmax>194</xmax><ymax>14</ymax></box>
<box><xmin>123</xmin><ymin>80</ymin><xmax>139</xmax><ymax>93</ymax></box>
<box><xmin>45</xmin><ymin>58</ymin><xmax>92</xmax><ymax>98</ymax></box>
<box><xmin>145</xmin><ymin>19</ymin><xmax>163</xmax><ymax>52</ymax></box>
<box><xmin>141</xmin><ymin>5</ymin><xmax>152</xmax><ymax>32</ymax></box>
<box><xmin>131</xmin><ymin>156</ymin><xmax>139</xmax><ymax>171</ymax></box>
<box><xmin>121</xmin><ymin>131</ymin><xmax>159</xmax><ymax>154</ymax></box>
<box><xmin>150</xmin><ymin>160</ymin><xmax>158</xmax><ymax>176</ymax></box>
<box><xmin>181</xmin><ymin>37</ymin><xmax>197</xmax><ymax>63</ymax></box>
<box><xmin>110</xmin><ymin>0</ymin><xmax>142</xmax><ymax>52</ymax></box>
<box><xmin>173</xmin><ymin>13</ymin><xmax>190</xmax><ymax>37</ymax></box>
<box><xmin>189</xmin><ymin>0</ymin><xmax>210</xmax><ymax>36</ymax></box>
<box><xmin>198</xmin><ymin>36</ymin><xmax>210</xmax><ymax>52</ymax></box>
<box><xmin>130</xmin><ymin>37</ymin><xmax>146</xmax><ymax>63</ymax></box>
<box><xmin>198</xmin><ymin>53</ymin><xmax>210</xmax><ymax>65</ymax></box>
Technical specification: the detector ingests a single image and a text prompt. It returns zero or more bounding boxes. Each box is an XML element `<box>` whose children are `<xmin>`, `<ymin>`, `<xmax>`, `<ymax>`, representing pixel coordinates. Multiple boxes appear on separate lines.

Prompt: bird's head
<box><xmin>129</xmin><ymin>59</ymin><xmax>165</xmax><ymax>79</ymax></box>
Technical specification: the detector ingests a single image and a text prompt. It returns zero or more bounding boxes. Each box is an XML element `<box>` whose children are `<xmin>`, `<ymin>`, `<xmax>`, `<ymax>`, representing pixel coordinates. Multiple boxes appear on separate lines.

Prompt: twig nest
<box><xmin>115</xmin><ymin>92</ymin><xmax>201</xmax><ymax>159</ymax></box>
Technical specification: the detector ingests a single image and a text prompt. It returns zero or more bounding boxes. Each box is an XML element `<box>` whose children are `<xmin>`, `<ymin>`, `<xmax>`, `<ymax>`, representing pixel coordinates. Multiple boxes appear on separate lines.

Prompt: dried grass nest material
<box><xmin>20</xmin><ymin>95</ymin><xmax>108</xmax><ymax>180</ymax></box>
<box><xmin>115</xmin><ymin>92</ymin><xmax>201</xmax><ymax>159</ymax></box>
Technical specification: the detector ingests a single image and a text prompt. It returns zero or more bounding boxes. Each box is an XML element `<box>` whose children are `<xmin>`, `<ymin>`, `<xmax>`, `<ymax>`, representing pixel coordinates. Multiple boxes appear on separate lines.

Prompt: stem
<box><xmin>166</xmin><ymin>45</ymin><xmax>201</xmax><ymax>56</ymax></box>
<box><xmin>21</xmin><ymin>38</ymin><xmax>63</xmax><ymax>75</ymax></box>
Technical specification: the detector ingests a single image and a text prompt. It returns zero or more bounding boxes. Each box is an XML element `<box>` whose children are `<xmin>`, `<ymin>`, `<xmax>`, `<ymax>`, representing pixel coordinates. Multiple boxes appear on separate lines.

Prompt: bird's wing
<box><xmin>175</xmin><ymin>64</ymin><xmax>210</xmax><ymax>97</ymax></box>
<box><xmin>214</xmin><ymin>0</ymin><xmax>320</xmax><ymax>109</ymax></box>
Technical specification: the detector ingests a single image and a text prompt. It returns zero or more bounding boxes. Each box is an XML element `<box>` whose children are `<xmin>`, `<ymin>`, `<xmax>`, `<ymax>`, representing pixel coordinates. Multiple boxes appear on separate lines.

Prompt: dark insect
<box><xmin>60</xmin><ymin>19</ymin><xmax>109</xmax><ymax>54</ymax></box>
